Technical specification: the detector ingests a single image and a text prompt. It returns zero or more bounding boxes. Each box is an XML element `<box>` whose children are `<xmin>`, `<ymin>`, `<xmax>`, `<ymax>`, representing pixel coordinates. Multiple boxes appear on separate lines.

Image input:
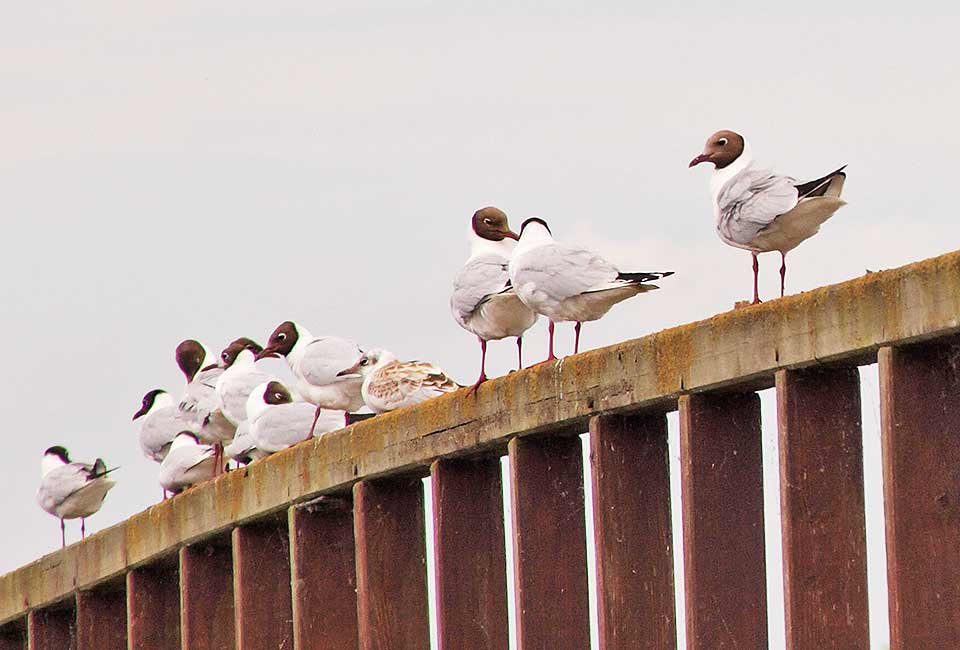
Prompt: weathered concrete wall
<box><xmin>2</xmin><ymin>249</ymin><xmax>959</xmax><ymax>625</ymax></box>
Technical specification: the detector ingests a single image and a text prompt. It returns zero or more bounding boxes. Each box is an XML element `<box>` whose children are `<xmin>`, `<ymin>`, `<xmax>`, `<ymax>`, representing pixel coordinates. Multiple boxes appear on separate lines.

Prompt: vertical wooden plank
<box><xmin>77</xmin><ymin>587</ymin><xmax>126</xmax><ymax>650</ymax></box>
<box><xmin>27</xmin><ymin>608</ymin><xmax>74</xmax><ymax>650</ymax></box>
<box><xmin>354</xmin><ymin>478</ymin><xmax>429</xmax><ymax>650</ymax></box>
<box><xmin>590</xmin><ymin>413</ymin><xmax>676</xmax><ymax>650</ymax></box>
<box><xmin>509</xmin><ymin>435</ymin><xmax>590</xmax><ymax>650</ymax></box>
<box><xmin>181</xmin><ymin>541</ymin><xmax>235</xmax><ymax>650</ymax></box>
<box><xmin>289</xmin><ymin>497</ymin><xmax>358</xmax><ymax>650</ymax></box>
<box><xmin>431</xmin><ymin>457</ymin><xmax>508</xmax><ymax>650</ymax></box>
<box><xmin>679</xmin><ymin>392</ymin><xmax>767</xmax><ymax>650</ymax></box>
<box><xmin>777</xmin><ymin>367</ymin><xmax>869</xmax><ymax>650</ymax></box>
<box><xmin>127</xmin><ymin>564</ymin><xmax>180</xmax><ymax>650</ymax></box>
<box><xmin>232</xmin><ymin>521</ymin><xmax>293</xmax><ymax>650</ymax></box>
<box><xmin>880</xmin><ymin>343</ymin><xmax>960</xmax><ymax>649</ymax></box>
<box><xmin>0</xmin><ymin>621</ymin><xmax>26</xmax><ymax>650</ymax></box>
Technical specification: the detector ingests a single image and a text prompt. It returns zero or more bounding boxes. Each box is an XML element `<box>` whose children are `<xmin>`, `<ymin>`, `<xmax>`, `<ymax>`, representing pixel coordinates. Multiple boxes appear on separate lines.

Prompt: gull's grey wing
<box><xmin>450</xmin><ymin>255</ymin><xmax>513</xmax><ymax>327</ymax></box>
<box><xmin>512</xmin><ymin>243</ymin><xmax>619</xmax><ymax>300</ymax></box>
<box><xmin>179</xmin><ymin>367</ymin><xmax>224</xmax><ymax>426</ymax></box>
<box><xmin>252</xmin><ymin>402</ymin><xmax>320</xmax><ymax>452</ymax></box>
<box><xmin>298</xmin><ymin>337</ymin><xmax>364</xmax><ymax>386</ymax></box>
<box><xmin>140</xmin><ymin>407</ymin><xmax>192</xmax><ymax>462</ymax></box>
<box><xmin>37</xmin><ymin>464</ymin><xmax>90</xmax><ymax>512</ymax></box>
<box><xmin>218</xmin><ymin>369</ymin><xmax>275</xmax><ymax>424</ymax></box>
<box><xmin>716</xmin><ymin>168</ymin><xmax>799</xmax><ymax>246</ymax></box>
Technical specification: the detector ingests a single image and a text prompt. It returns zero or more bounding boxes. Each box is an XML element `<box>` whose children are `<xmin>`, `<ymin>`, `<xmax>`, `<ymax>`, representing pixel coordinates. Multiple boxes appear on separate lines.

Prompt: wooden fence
<box><xmin>2</xmin><ymin>250</ymin><xmax>959</xmax><ymax>650</ymax></box>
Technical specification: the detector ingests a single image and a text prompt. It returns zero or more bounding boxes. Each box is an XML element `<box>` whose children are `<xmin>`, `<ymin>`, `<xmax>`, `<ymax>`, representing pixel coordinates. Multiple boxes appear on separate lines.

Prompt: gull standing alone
<box><xmin>37</xmin><ymin>446</ymin><xmax>117</xmax><ymax>547</ymax></box>
<box><xmin>158</xmin><ymin>432</ymin><xmax>217</xmax><ymax>495</ymax></box>
<box><xmin>258</xmin><ymin>321</ymin><xmax>365</xmax><ymax>430</ymax></box>
<box><xmin>689</xmin><ymin>129</ymin><xmax>847</xmax><ymax>303</ymax></box>
<box><xmin>508</xmin><ymin>217</ymin><xmax>673</xmax><ymax>360</ymax></box>
<box><xmin>340</xmin><ymin>348</ymin><xmax>459</xmax><ymax>414</ymax></box>
<box><xmin>246</xmin><ymin>381</ymin><xmax>344</xmax><ymax>455</ymax></box>
<box><xmin>451</xmin><ymin>207</ymin><xmax>538</xmax><ymax>390</ymax></box>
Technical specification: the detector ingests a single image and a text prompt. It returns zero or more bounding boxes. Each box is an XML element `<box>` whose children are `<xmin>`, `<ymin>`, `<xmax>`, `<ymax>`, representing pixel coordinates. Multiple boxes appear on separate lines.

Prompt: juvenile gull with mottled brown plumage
<box><xmin>340</xmin><ymin>348</ymin><xmax>459</xmax><ymax>414</ymax></box>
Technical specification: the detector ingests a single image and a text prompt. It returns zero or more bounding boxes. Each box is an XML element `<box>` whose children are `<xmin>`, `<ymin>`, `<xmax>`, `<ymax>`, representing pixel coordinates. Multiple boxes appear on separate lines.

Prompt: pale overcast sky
<box><xmin>3</xmin><ymin>3</ymin><xmax>956</xmax><ymax>648</ymax></box>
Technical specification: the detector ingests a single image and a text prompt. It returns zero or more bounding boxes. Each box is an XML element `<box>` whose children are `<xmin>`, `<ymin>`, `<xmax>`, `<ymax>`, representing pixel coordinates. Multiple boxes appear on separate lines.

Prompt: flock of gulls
<box><xmin>35</xmin><ymin>130</ymin><xmax>849</xmax><ymax>547</ymax></box>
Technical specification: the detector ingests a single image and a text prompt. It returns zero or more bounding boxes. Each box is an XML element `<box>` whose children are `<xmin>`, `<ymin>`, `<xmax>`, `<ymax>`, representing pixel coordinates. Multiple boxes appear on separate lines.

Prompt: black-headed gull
<box><xmin>689</xmin><ymin>129</ymin><xmax>847</xmax><ymax>303</ymax></box>
<box><xmin>508</xmin><ymin>217</ymin><xmax>673</xmax><ymax>361</ymax></box>
<box><xmin>258</xmin><ymin>321</ymin><xmax>365</xmax><ymax>431</ymax></box>
<box><xmin>451</xmin><ymin>207</ymin><xmax>538</xmax><ymax>391</ymax></box>
<box><xmin>133</xmin><ymin>389</ymin><xmax>193</xmax><ymax>463</ymax></box>
<box><xmin>158</xmin><ymin>431</ymin><xmax>217</xmax><ymax>495</ymax></box>
<box><xmin>338</xmin><ymin>348</ymin><xmax>459</xmax><ymax>414</ymax></box>
<box><xmin>176</xmin><ymin>339</ymin><xmax>225</xmax><ymax>438</ymax></box>
<box><xmin>246</xmin><ymin>380</ymin><xmax>344</xmax><ymax>455</ymax></box>
<box><xmin>214</xmin><ymin>341</ymin><xmax>273</xmax><ymax>427</ymax></box>
<box><xmin>37</xmin><ymin>446</ymin><xmax>117</xmax><ymax>547</ymax></box>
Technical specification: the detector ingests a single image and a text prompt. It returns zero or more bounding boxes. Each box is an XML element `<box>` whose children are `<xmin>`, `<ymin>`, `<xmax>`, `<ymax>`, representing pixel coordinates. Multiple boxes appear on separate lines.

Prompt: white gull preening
<box><xmin>36</xmin><ymin>446</ymin><xmax>117</xmax><ymax>547</ymax></box>
<box><xmin>508</xmin><ymin>217</ymin><xmax>673</xmax><ymax>360</ymax></box>
<box><xmin>175</xmin><ymin>339</ymin><xmax>227</xmax><ymax>443</ymax></box>
<box><xmin>690</xmin><ymin>129</ymin><xmax>847</xmax><ymax>303</ymax></box>
<box><xmin>451</xmin><ymin>207</ymin><xmax>538</xmax><ymax>390</ymax></box>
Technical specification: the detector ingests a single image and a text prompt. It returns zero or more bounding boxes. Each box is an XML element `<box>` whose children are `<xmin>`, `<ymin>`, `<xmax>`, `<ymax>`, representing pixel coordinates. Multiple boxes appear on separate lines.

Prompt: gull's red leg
<box><xmin>574</xmin><ymin>322</ymin><xmax>582</xmax><ymax>354</ymax></box>
<box><xmin>60</xmin><ymin>519</ymin><xmax>65</xmax><ymax>548</ymax></box>
<box><xmin>309</xmin><ymin>403</ymin><xmax>323</xmax><ymax>437</ymax></box>
<box><xmin>467</xmin><ymin>338</ymin><xmax>488</xmax><ymax>395</ymax></box>
<box><xmin>81</xmin><ymin>518</ymin><xmax>86</xmax><ymax>540</ymax></box>
<box><xmin>752</xmin><ymin>253</ymin><xmax>762</xmax><ymax>304</ymax></box>
<box><xmin>547</xmin><ymin>321</ymin><xmax>557</xmax><ymax>362</ymax></box>
<box><xmin>516</xmin><ymin>336</ymin><xmax>523</xmax><ymax>370</ymax></box>
<box><xmin>779</xmin><ymin>252</ymin><xmax>787</xmax><ymax>297</ymax></box>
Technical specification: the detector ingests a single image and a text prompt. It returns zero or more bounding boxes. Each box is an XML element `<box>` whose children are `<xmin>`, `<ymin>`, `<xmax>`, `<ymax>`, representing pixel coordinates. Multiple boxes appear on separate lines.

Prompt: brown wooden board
<box><xmin>508</xmin><ymin>435</ymin><xmax>590</xmax><ymax>650</ymax></box>
<box><xmin>76</xmin><ymin>587</ymin><xmax>126</xmax><ymax>650</ymax></box>
<box><xmin>289</xmin><ymin>497</ymin><xmax>359</xmax><ymax>650</ymax></box>
<box><xmin>431</xmin><ymin>458</ymin><xmax>509</xmax><ymax>650</ymax></box>
<box><xmin>127</xmin><ymin>565</ymin><xmax>180</xmax><ymax>650</ymax></box>
<box><xmin>679</xmin><ymin>393</ymin><xmax>767</xmax><ymax>650</ymax></box>
<box><xmin>880</xmin><ymin>343</ymin><xmax>960</xmax><ymax>648</ymax></box>
<box><xmin>353</xmin><ymin>478</ymin><xmax>430</xmax><ymax>650</ymax></box>
<box><xmin>590</xmin><ymin>414</ymin><xmax>677</xmax><ymax>650</ymax></box>
<box><xmin>0</xmin><ymin>620</ymin><xmax>25</xmax><ymax>650</ymax></box>
<box><xmin>232</xmin><ymin>521</ymin><xmax>293</xmax><ymax>650</ymax></box>
<box><xmin>180</xmin><ymin>541</ymin><xmax>235</xmax><ymax>650</ymax></box>
<box><xmin>27</xmin><ymin>608</ymin><xmax>74</xmax><ymax>650</ymax></box>
<box><xmin>777</xmin><ymin>368</ymin><xmax>869</xmax><ymax>649</ymax></box>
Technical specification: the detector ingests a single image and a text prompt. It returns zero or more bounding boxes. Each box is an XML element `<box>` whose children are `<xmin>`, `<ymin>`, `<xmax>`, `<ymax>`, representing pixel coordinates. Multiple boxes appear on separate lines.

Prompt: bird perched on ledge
<box><xmin>508</xmin><ymin>217</ymin><xmax>673</xmax><ymax>361</ymax></box>
<box><xmin>37</xmin><ymin>446</ymin><xmax>117</xmax><ymax>547</ymax></box>
<box><xmin>339</xmin><ymin>348</ymin><xmax>459</xmax><ymax>413</ymax></box>
<box><xmin>690</xmin><ymin>129</ymin><xmax>847</xmax><ymax>303</ymax></box>
<box><xmin>451</xmin><ymin>207</ymin><xmax>538</xmax><ymax>392</ymax></box>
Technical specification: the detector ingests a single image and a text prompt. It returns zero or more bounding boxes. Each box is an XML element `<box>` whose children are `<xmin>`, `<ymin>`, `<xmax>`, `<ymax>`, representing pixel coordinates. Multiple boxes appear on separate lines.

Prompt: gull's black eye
<box><xmin>718</xmin><ymin>138</ymin><xmax>728</xmax><ymax>146</ymax></box>
<box><xmin>222</xmin><ymin>352</ymin><xmax>230</xmax><ymax>362</ymax></box>
<box><xmin>274</xmin><ymin>392</ymin><xmax>283</xmax><ymax>401</ymax></box>
<box><xmin>277</xmin><ymin>332</ymin><xmax>286</xmax><ymax>341</ymax></box>
<box><xmin>483</xmin><ymin>218</ymin><xmax>493</xmax><ymax>225</ymax></box>
<box><xmin>360</xmin><ymin>358</ymin><xmax>369</xmax><ymax>366</ymax></box>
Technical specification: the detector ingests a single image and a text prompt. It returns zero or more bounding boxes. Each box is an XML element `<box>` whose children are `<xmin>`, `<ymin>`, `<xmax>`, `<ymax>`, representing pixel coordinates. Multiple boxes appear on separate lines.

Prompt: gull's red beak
<box><xmin>255</xmin><ymin>347</ymin><xmax>279</xmax><ymax>361</ymax></box>
<box><xmin>504</xmin><ymin>229</ymin><xmax>519</xmax><ymax>241</ymax></box>
<box><xmin>689</xmin><ymin>153</ymin><xmax>711</xmax><ymax>168</ymax></box>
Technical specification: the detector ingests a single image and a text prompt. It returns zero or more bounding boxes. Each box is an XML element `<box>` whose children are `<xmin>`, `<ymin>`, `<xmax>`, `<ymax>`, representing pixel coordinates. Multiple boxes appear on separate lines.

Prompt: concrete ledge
<box><xmin>2</xmin><ymin>249</ymin><xmax>959</xmax><ymax>624</ymax></box>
